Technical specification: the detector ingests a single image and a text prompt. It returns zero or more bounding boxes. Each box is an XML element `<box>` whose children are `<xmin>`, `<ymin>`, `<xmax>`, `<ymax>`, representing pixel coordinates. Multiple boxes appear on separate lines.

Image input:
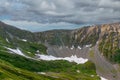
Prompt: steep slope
<box><xmin>0</xmin><ymin>21</ymin><xmax>35</xmax><ymax>41</ymax></box>
<box><xmin>35</xmin><ymin>22</ymin><xmax>120</xmax><ymax>63</ymax></box>
<box><xmin>35</xmin><ymin>29</ymin><xmax>72</xmax><ymax>46</ymax></box>
<box><xmin>74</xmin><ymin>22</ymin><xmax>120</xmax><ymax>63</ymax></box>
<box><xmin>0</xmin><ymin>59</ymin><xmax>59</xmax><ymax>80</ymax></box>
<box><xmin>1</xmin><ymin>21</ymin><xmax>120</xmax><ymax>61</ymax></box>
<box><xmin>0</xmin><ymin>21</ymin><xmax>101</xmax><ymax>79</ymax></box>
<box><xmin>0</xmin><ymin>21</ymin><xmax>47</xmax><ymax>57</ymax></box>
<box><xmin>35</xmin><ymin>22</ymin><xmax>120</xmax><ymax>80</ymax></box>
<box><xmin>1</xmin><ymin>21</ymin><xmax>120</xmax><ymax>80</ymax></box>
<box><xmin>0</xmin><ymin>45</ymin><xmax>100</xmax><ymax>80</ymax></box>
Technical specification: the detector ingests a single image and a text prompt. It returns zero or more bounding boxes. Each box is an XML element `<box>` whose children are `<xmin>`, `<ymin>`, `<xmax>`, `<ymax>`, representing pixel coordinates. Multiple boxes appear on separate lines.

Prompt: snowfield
<box><xmin>6</xmin><ymin>47</ymin><xmax>26</xmax><ymax>57</ymax></box>
<box><xmin>85</xmin><ymin>44</ymin><xmax>92</xmax><ymax>48</ymax></box>
<box><xmin>5</xmin><ymin>47</ymin><xmax>88</xmax><ymax>64</ymax></box>
<box><xmin>36</xmin><ymin>54</ymin><xmax>88</xmax><ymax>64</ymax></box>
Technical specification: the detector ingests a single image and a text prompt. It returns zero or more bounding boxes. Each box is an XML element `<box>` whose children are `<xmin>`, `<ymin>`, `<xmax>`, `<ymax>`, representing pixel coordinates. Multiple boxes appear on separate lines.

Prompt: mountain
<box><xmin>35</xmin><ymin>22</ymin><xmax>120</xmax><ymax>80</ymax></box>
<box><xmin>0</xmin><ymin>21</ymin><xmax>100</xmax><ymax>80</ymax></box>
<box><xmin>36</xmin><ymin>22</ymin><xmax>120</xmax><ymax>63</ymax></box>
<box><xmin>0</xmin><ymin>21</ymin><xmax>120</xmax><ymax>80</ymax></box>
<box><xmin>0</xmin><ymin>21</ymin><xmax>35</xmax><ymax>41</ymax></box>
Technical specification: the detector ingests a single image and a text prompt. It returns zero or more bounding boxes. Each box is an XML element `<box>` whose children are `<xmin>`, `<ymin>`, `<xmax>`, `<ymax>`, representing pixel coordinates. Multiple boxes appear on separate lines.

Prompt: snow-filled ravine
<box><xmin>36</xmin><ymin>54</ymin><xmax>88</xmax><ymax>64</ymax></box>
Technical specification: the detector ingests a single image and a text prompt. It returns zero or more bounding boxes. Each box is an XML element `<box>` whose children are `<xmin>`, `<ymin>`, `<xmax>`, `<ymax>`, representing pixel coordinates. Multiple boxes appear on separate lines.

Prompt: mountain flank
<box><xmin>1</xmin><ymin>21</ymin><xmax>120</xmax><ymax>80</ymax></box>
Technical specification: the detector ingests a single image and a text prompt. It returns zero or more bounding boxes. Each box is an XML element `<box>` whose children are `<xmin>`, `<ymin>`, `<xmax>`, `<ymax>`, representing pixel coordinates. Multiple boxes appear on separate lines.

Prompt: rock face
<box><xmin>35</xmin><ymin>22</ymin><xmax>120</xmax><ymax>61</ymax></box>
<box><xmin>36</xmin><ymin>22</ymin><xmax>120</xmax><ymax>47</ymax></box>
<box><xmin>1</xmin><ymin>21</ymin><xmax>120</xmax><ymax>58</ymax></box>
<box><xmin>35</xmin><ymin>22</ymin><xmax>120</xmax><ymax>80</ymax></box>
<box><xmin>1</xmin><ymin>21</ymin><xmax>120</xmax><ymax>80</ymax></box>
<box><xmin>1</xmin><ymin>21</ymin><xmax>120</xmax><ymax>60</ymax></box>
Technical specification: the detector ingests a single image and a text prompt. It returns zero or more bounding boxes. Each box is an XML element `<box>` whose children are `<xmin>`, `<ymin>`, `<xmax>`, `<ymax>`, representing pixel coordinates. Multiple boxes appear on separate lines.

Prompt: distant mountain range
<box><xmin>0</xmin><ymin>21</ymin><xmax>120</xmax><ymax>80</ymax></box>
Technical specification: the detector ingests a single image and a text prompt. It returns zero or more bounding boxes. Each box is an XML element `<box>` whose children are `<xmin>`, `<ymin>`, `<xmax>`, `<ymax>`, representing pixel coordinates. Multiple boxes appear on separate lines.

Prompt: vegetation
<box><xmin>113</xmin><ymin>49</ymin><xmax>120</xmax><ymax>63</ymax></box>
<box><xmin>0</xmin><ymin>51</ymin><xmax>100</xmax><ymax>80</ymax></box>
<box><xmin>0</xmin><ymin>35</ymin><xmax>47</xmax><ymax>57</ymax></box>
<box><xmin>14</xmin><ymin>39</ymin><xmax>47</xmax><ymax>55</ymax></box>
<box><xmin>3</xmin><ymin>21</ymin><xmax>120</xmax><ymax>79</ymax></box>
<box><xmin>98</xmin><ymin>32</ymin><xmax>120</xmax><ymax>63</ymax></box>
<box><xmin>0</xmin><ymin>59</ymin><xmax>60</xmax><ymax>80</ymax></box>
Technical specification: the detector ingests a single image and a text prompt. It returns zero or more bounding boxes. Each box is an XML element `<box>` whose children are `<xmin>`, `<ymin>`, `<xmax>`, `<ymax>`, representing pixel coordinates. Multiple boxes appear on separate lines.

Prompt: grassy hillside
<box><xmin>0</xmin><ymin>47</ymin><xmax>100</xmax><ymax>80</ymax></box>
<box><xmin>0</xmin><ymin>59</ymin><xmax>61</xmax><ymax>80</ymax></box>
<box><xmin>0</xmin><ymin>35</ymin><xmax>47</xmax><ymax>57</ymax></box>
<box><xmin>1</xmin><ymin>21</ymin><xmax>120</xmax><ymax>79</ymax></box>
<box><xmin>1</xmin><ymin>21</ymin><xmax>120</xmax><ymax>64</ymax></box>
<box><xmin>0</xmin><ymin>33</ymin><xmax>100</xmax><ymax>80</ymax></box>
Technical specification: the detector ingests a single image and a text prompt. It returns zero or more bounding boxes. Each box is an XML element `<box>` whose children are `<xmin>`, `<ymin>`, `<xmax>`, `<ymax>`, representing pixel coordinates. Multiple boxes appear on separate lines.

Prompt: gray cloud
<box><xmin>0</xmin><ymin>0</ymin><xmax>120</xmax><ymax>25</ymax></box>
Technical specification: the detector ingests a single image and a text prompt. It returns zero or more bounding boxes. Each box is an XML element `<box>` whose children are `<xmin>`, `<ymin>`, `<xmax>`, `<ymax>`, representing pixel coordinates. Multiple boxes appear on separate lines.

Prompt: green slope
<box><xmin>0</xmin><ymin>47</ymin><xmax>100</xmax><ymax>80</ymax></box>
<box><xmin>0</xmin><ymin>59</ymin><xmax>61</xmax><ymax>80</ymax></box>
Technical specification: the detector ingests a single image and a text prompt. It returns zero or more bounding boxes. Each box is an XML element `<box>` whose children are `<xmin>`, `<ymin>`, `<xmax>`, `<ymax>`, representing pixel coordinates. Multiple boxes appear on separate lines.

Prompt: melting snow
<box><xmin>36</xmin><ymin>54</ymin><xmax>88</xmax><ymax>64</ymax></box>
<box><xmin>91</xmin><ymin>75</ymin><xmax>94</xmax><ymax>77</ymax></box>
<box><xmin>22</xmin><ymin>39</ymin><xmax>27</xmax><ymax>42</ymax></box>
<box><xmin>70</xmin><ymin>45</ymin><xmax>74</xmax><ymax>50</ymax></box>
<box><xmin>36</xmin><ymin>50</ymin><xmax>40</xmax><ymax>53</ymax></box>
<box><xmin>6</xmin><ymin>38</ymin><xmax>9</xmax><ymax>43</ymax></box>
<box><xmin>96</xmin><ymin>41</ymin><xmax>99</xmax><ymax>44</ymax></box>
<box><xmin>78</xmin><ymin>46</ymin><xmax>81</xmax><ymax>49</ymax></box>
<box><xmin>6</xmin><ymin>47</ymin><xmax>26</xmax><ymax>57</ymax></box>
<box><xmin>100</xmin><ymin>77</ymin><xmax>108</xmax><ymax>80</ymax></box>
<box><xmin>76</xmin><ymin>70</ymin><xmax>80</xmax><ymax>73</ymax></box>
<box><xmin>85</xmin><ymin>44</ymin><xmax>92</xmax><ymax>48</ymax></box>
<box><xmin>38</xmin><ymin>72</ymin><xmax>46</xmax><ymax>75</ymax></box>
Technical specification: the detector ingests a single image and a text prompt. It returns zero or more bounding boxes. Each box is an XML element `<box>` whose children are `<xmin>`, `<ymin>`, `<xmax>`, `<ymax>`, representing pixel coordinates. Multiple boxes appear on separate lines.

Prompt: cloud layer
<box><xmin>0</xmin><ymin>0</ymin><xmax>120</xmax><ymax>25</ymax></box>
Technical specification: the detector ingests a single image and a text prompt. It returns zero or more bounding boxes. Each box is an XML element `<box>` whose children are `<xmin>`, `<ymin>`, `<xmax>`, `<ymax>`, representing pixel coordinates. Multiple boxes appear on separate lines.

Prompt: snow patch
<box><xmin>36</xmin><ymin>50</ymin><xmax>40</xmax><ymax>53</ymax></box>
<box><xmin>38</xmin><ymin>72</ymin><xmax>46</xmax><ymax>75</ymax></box>
<box><xmin>22</xmin><ymin>39</ymin><xmax>27</xmax><ymax>42</ymax></box>
<box><xmin>36</xmin><ymin>54</ymin><xmax>88</xmax><ymax>64</ymax></box>
<box><xmin>78</xmin><ymin>46</ymin><xmax>81</xmax><ymax>49</ymax></box>
<box><xmin>76</xmin><ymin>70</ymin><xmax>80</xmax><ymax>73</ymax></box>
<box><xmin>100</xmin><ymin>77</ymin><xmax>108</xmax><ymax>80</ymax></box>
<box><xmin>91</xmin><ymin>75</ymin><xmax>94</xmax><ymax>77</ymax></box>
<box><xmin>85</xmin><ymin>44</ymin><xmax>92</xmax><ymax>48</ymax></box>
<box><xmin>70</xmin><ymin>45</ymin><xmax>74</xmax><ymax>50</ymax></box>
<box><xmin>6</xmin><ymin>47</ymin><xmax>26</xmax><ymax>57</ymax></box>
<box><xmin>96</xmin><ymin>41</ymin><xmax>99</xmax><ymax>44</ymax></box>
<box><xmin>6</xmin><ymin>38</ymin><xmax>9</xmax><ymax>43</ymax></box>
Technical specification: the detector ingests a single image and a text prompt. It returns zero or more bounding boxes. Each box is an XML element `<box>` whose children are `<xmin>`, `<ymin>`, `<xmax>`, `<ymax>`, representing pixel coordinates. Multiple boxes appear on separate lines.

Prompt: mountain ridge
<box><xmin>1</xmin><ymin>21</ymin><xmax>120</xmax><ymax>80</ymax></box>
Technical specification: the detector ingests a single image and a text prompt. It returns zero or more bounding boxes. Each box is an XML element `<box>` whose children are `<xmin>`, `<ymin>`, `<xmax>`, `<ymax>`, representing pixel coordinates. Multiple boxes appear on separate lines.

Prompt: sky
<box><xmin>0</xmin><ymin>0</ymin><xmax>120</xmax><ymax>32</ymax></box>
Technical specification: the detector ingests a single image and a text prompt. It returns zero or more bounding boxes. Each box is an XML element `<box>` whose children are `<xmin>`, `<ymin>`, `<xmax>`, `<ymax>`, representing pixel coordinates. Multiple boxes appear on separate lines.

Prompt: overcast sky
<box><xmin>0</xmin><ymin>0</ymin><xmax>120</xmax><ymax>32</ymax></box>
